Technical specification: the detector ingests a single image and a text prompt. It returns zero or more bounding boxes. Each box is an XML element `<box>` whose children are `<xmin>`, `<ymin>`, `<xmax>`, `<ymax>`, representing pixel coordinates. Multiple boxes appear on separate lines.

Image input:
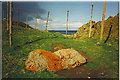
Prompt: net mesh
<box><xmin>25</xmin><ymin>49</ymin><xmax>63</xmax><ymax>72</ymax></box>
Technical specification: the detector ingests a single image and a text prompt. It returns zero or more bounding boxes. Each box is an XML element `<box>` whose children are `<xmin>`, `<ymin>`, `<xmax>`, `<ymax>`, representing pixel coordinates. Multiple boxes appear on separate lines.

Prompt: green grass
<box><xmin>2</xmin><ymin>22</ymin><xmax>119</xmax><ymax>78</ymax></box>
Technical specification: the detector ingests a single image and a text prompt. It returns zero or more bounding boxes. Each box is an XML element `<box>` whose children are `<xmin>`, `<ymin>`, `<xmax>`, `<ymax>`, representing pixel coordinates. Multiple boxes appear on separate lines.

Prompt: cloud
<box><xmin>37</xmin><ymin>18</ymin><xmax>46</xmax><ymax>24</ymax></box>
<box><xmin>47</xmin><ymin>21</ymin><xmax>83</xmax><ymax>30</ymax></box>
<box><xmin>52</xmin><ymin>20</ymin><xmax>60</xmax><ymax>22</ymax></box>
<box><xmin>71</xmin><ymin>20</ymin><xmax>85</xmax><ymax>23</ymax></box>
<box><xmin>28</xmin><ymin>18</ymin><xmax>48</xmax><ymax>30</ymax></box>
<box><xmin>28</xmin><ymin>17</ymin><xmax>83</xmax><ymax>30</ymax></box>
<box><xmin>2</xmin><ymin>2</ymin><xmax>82</xmax><ymax>30</ymax></box>
<box><xmin>2</xmin><ymin>2</ymin><xmax>47</xmax><ymax>22</ymax></box>
<box><xmin>68</xmin><ymin>22</ymin><xmax>83</xmax><ymax>30</ymax></box>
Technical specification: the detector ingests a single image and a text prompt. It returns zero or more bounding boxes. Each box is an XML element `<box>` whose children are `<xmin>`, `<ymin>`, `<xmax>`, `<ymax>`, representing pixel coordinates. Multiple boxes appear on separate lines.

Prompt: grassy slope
<box><xmin>76</xmin><ymin>13</ymin><xmax>119</xmax><ymax>42</ymax></box>
<box><xmin>2</xmin><ymin>21</ymin><xmax>119</xmax><ymax>78</ymax></box>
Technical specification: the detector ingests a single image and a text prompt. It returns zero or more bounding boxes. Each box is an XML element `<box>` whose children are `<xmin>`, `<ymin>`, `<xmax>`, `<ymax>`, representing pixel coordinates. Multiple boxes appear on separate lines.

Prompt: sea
<box><xmin>48</xmin><ymin>30</ymin><xmax>77</xmax><ymax>35</ymax></box>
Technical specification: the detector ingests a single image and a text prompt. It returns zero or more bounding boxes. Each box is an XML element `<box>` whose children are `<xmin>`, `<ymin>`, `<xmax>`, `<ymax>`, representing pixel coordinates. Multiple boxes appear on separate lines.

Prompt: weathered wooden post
<box><xmin>7</xmin><ymin>1</ymin><xmax>9</xmax><ymax>30</ymax></box>
<box><xmin>66</xmin><ymin>9</ymin><xmax>69</xmax><ymax>37</ymax></box>
<box><xmin>89</xmin><ymin>4</ymin><xmax>93</xmax><ymax>38</ymax></box>
<box><xmin>17</xmin><ymin>8</ymin><xmax>19</xmax><ymax>27</ymax></box>
<box><xmin>35</xmin><ymin>12</ymin><xmax>38</xmax><ymax>29</ymax></box>
<box><xmin>100</xmin><ymin>1</ymin><xmax>106</xmax><ymax>42</ymax></box>
<box><xmin>9</xmin><ymin>1</ymin><xmax>12</xmax><ymax>46</ymax></box>
<box><xmin>45</xmin><ymin>11</ymin><xmax>49</xmax><ymax>31</ymax></box>
<box><xmin>26</xmin><ymin>11</ymin><xmax>28</xmax><ymax>28</ymax></box>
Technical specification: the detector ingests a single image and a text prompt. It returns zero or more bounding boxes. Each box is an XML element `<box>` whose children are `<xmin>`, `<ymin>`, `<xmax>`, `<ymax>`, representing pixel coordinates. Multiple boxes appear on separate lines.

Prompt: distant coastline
<box><xmin>48</xmin><ymin>30</ymin><xmax>77</xmax><ymax>35</ymax></box>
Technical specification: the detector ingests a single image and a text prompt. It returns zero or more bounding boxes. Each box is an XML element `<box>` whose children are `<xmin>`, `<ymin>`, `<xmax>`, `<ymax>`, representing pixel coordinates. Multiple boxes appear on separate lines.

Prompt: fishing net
<box><xmin>54</xmin><ymin>48</ymin><xmax>86</xmax><ymax>69</ymax></box>
<box><xmin>25</xmin><ymin>48</ymin><xmax>86</xmax><ymax>72</ymax></box>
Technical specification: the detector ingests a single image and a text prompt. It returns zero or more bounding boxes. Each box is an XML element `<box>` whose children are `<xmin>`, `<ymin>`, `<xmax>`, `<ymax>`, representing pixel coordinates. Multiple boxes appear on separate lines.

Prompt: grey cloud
<box><xmin>37</xmin><ymin>15</ymin><xmax>52</xmax><ymax>21</ymax></box>
<box><xmin>2</xmin><ymin>2</ymin><xmax>47</xmax><ymax>22</ymax></box>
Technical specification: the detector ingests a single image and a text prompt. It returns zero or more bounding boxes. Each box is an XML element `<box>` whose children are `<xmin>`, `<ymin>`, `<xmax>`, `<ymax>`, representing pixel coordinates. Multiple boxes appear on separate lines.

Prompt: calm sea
<box><xmin>49</xmin><ymin>30</ymin><xmax>77</xmax><ymax>35</ymax></box>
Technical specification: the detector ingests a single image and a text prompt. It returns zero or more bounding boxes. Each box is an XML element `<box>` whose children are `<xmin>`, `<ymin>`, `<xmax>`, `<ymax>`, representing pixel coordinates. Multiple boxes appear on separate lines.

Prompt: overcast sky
<box><xmin>2</xmin><ymin>2</ymin><xmax>118</xmax><ymax>30</ymax></box>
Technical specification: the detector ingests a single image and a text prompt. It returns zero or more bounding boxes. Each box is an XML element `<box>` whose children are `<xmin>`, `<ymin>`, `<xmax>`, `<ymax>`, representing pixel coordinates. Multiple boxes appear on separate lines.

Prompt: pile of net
<box><xmin>25</xmin><ymin>48</ymin><xmax>86</xmax><ymax>72</ymax></box>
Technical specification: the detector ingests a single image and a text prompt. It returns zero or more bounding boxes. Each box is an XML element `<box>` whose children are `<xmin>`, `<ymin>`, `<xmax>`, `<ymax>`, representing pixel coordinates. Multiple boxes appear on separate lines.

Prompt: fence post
<box><xmin>66</xmin><ymin>9</ymin><xmax>69</xmax><ymax>37</ymax></box>
<box><xmin>89</xmin><ymin>4</ymin><xmax>93</xmax><ymax>38</ymax></box>
<box><xmin>7</xmin><ymin>1</ymin><xmax>9</xmax><ymax>30</ymax></box>
<box><xmin>45</xmin><ymin>11</ymin><xmax>49</xmax><ymax>31</ymax></box>
<box><xmin>26</xmin><ymin>11</ymin><xmax>28</xmax><ymax>28</ymax></box>
<box><xmin>9</xmin><ymin>1</ymin><xmax>12</xmax><ymax>46</ymax></box>
<box><xmin>35</xmin><ymin>12</ymin><xmax>38</xmax><ymax>29</ymax></box>
<box><xmin>100</xmin><ymin>1</ymin><xmax>106</xmax><ymax>42</ymax></box>
<box><xmin>17</xmin><ymin>8</ymin><xmax>19</xmax><ymax>27</ymax></box>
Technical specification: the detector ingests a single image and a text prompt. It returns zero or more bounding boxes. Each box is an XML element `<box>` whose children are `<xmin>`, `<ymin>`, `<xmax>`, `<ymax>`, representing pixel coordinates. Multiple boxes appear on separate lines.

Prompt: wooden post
<box><xmin>26</xmin><ymin>12</ymin><xmax>28</xmax><ymax>28</ymax></box>
<box><xmin>7</xmin><ymin>1</ymin><xmax>9</xmax><ymax>30</ymax></box>
<box><xmin>102</xmin><ymin>2</ymin><xmax>106</xmax><ymax>35</ymax></box>
<box><xmin>66</xmin><ymin>9</ymin><xmax>69</xmax><ymax>37</ymax></box>
<box><xmin>100</xmin><ymin>1</ymin><xmax>106</xmax><ymax>42</ymax></box>
<box><xmin>35</xmin><ymin>12</ymin><xmax>38</xmax><ymax>29</ymax></box>
<box><xmin>17</xmin><ymin>8</ymin><xmax>19</xmax><ymax>27</ymax></box>
<box><xmin>89</xmin><ymin>4</ymin><xmax>93</xmax><ymax>38</ymax></box>
<box><xmin>45</xmin><ymin>11</ymin><xmax>49</xmax><ymax>31</ymax></box>
<box><xmin>9</xmin><ymin>1</ymin><xmax>12</xmax><ymax>46</ymax></box>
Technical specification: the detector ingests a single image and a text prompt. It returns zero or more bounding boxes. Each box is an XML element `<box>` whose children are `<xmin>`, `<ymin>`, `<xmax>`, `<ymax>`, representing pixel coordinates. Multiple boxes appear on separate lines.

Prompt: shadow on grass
<box><xmin>13</xmin><ymin>37</ymin><xmax>67</xmax><ymax>50</ymax></box>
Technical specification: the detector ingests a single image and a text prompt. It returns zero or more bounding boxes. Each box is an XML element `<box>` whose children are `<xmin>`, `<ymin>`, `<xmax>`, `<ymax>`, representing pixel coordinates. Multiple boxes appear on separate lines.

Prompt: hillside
<box><xmin>2</xmin><ymin>20</ymin><xmax>119</xmax><ymax>78</ymax></box>
<box><xmin>75</xmin><ymin>21</ymin><xmax>96</xmax><ymax>38</ymax></box>
<box><xmin>76</xmin><ymin>13</ymin><xmax>119</xmax><ymax>43</ymax></box>
<box><xmin>2</xmin><ymin>19</ymin><xmax>33</xmax><ymax>30</ymax></box>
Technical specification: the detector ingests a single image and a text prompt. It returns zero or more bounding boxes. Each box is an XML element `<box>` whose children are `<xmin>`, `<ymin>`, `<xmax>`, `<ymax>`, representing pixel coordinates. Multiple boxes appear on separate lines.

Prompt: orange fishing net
<box><xmin>26</xmin><ymin>48</ymin><xmax>86</xmax><ymax>72</ymax></box>
<box><xmin>26</xmin><ymin>49</ymin><xmax>63</xmax><ymax>72</ymax></box>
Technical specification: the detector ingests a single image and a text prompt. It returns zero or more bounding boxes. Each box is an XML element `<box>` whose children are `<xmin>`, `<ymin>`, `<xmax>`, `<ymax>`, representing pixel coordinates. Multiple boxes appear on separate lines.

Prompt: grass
<box><xmin>2</xmin><ymin>21</ymin><xmax>119</xmax><ymax>78</ymax></box>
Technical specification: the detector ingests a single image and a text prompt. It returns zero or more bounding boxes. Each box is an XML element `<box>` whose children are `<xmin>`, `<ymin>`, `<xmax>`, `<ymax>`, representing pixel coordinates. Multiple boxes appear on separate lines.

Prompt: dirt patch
<box><xmin>51</xmin><ymin>43</ymin><xmax>67</xmax><ymax>52</ymax></box>
<box><xmin>56</xmin><ymin>65</ymin><xmax>108</xmax><ymax>78</ymax></box>
<box><xmin>51</xmin><ymin>43</ymin><xmax>108</xmax><ymax>78</ymax></box>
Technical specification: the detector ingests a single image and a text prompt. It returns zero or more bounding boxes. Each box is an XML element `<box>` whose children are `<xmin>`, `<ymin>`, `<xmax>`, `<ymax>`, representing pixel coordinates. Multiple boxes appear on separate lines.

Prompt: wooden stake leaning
<box><xmin>45</xmin><ymin>11</ymin><xmax>49</xmax><ymax>31</ymax></box>
<box><xmin>89</xmin><ymin>4</ymin><xmax>93</xmax><ymax>38</ymax></box>
<box><xmin>100</xmin><ymin>1</ymin><xmax>106</xmax><ymax>42</ymax></box>
<box><xmin>35</xmin><ymin>12</ymin><xmax>38</xmax><ymax>29</ymax></box>
<box><xmin>9</xmin><ymin>1</ymin><xmax>12</xmax><ymax>46</ymax></box>
<box><xmin>66</xmin><ymin>9</ymin><xmax>69</xmax><ymax>37</ymax></box>
<box><xmin>26</xmin><ymin>12</ymin><xmax>28</xmax><ymax>28</ymax></box>
<box><xmin>7</xmin><ymin>1</ymin><xmax>9</xmax><ymax>31</ymax></box>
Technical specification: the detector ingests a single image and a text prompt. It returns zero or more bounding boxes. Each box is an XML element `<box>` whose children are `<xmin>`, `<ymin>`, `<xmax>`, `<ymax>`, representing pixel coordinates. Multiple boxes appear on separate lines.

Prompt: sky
<box><xmin>2</xmin><ymin>1</ymin><xmax>119</xmax><ymax>30</ymax></box>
